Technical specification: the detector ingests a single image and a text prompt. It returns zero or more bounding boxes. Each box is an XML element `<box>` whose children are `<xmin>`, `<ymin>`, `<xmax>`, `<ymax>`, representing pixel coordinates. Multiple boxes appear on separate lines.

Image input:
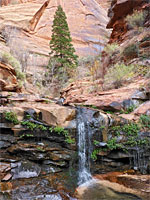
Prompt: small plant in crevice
<box><xmin>122</xmin><ymin>43</ymin><xmax>139</xmax><ymax>60</ymax></box>
<box><xmin>19</xmin><ymin>133</ymin><xmax>34</xmax><ymax>139</ymax></box>
<box><xmin>36</xmin><ymin>146</ymin><xmax>45</xmax><ymax>152</ymax></box>
<box><xmin>106</xmin><ymin>138</ymin><xmax>123</xmax><ymax>150</ymax></box>
<box><xmin>140</xmin><ymin>114</ymin><xmax>150</xmax><ymax>128</ymax></box>
<box><xmin>93</xmin><ymin>140</ymin><xmax>100</xmax><ymax>146</ymax></box>
<box><xmin>122</xmin><ymin>105</ymin><xmax>137</xmax><ymax>114</ymax></box>
<box><xmin>91</xmin><ymin>149</ymin><xmax>100</xmax><ymax>161</ymax></box>
<box><xmin>49</xmin><ymin>126</ymin><xmax>75</xmax><ymax>144</ymax></box>
<box><xmin>125</xmin><ymin>136</ymin><xmax>150</xmax><ymax>147</ymax></box>
<box><xmin>21</xmin><ymin>121</ymin><xmax>37</xmax><ymax>130</ymax></box>
<box><xmin>122</xmin><ymin>123</ymin><xmax>140</xmax><ymax>136</ymax></box>
<box><xmin>4</xmin><ymin>111</ymin><xmax>20</xmax><ymax>125</ymax></box>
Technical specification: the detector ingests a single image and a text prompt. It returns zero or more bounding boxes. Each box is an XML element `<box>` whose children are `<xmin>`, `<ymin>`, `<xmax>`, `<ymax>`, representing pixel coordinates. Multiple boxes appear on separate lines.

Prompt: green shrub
<box><xmin>104</xmin><ymin>43</ymin><xmax>119</xmax><ymax>56</ymax></box>
<box><xmin>0</xmin><ymin>52</ymin><xmax>25</xmax><ymax>80</ymax></box>
<box><xmin>78</xmin><ymin>56</ymin><xmax>96</xmax><ymax>66</ymax></box>
<box><xmin>122</xmin><ymin>123</ymin><xmax>140</xmax><ymax>136</ymax></box>
<box><xmin>91</xmin><ymin>149</ymin><xmax>100</xmax><ymax>161</ymax></box>
<box><xmin>140</xmin><ymin>114</ymin><xmax>150</xmax><ymax>128</ymax></box>
<box><xmin>104</xmin><ymin>63</ymin><xmax>135</xmax><ymax>89</ymax></box>
<box><xmin>50</xmin><ymin>126</ymin><xmax>75</xmax><ymax>144</ymax></box>
<box><xmin>21</xmin><ymin>121</ymin><xmax>37</xmax><ymax>130</ymax></box>
<box><xmin>122</xmin><ymin>44</ymin><xmax>139</xmax><ymax>60</ymax></box>
<box><xmin>126</xmin><ymin>10</ymin><xmax>147</xmax><ymax>28</ymax></box>
<box><xmin>4</xmin><ymin>111</ymin><xmax>19</xmax><ymax>125</ymax></box>
<box><xmin>107</xmin><ymin>138</ymin><xmax>123</xmax><ymax>150</ymax></box>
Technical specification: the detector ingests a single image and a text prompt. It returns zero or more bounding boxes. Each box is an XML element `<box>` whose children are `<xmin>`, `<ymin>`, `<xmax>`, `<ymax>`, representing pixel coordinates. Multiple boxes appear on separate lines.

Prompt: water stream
<box><xmin>77</xmin><ymin>107</ymin><xmax>93</xmax><ymax>185</ymax></box>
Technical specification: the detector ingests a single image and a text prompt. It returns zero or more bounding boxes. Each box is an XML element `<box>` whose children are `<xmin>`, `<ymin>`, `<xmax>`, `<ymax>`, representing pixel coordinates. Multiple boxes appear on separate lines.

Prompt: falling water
<box><xmin>77</xmin><ymin>108</ymin><xmax>93</xmax><ymax>185</ymax></box>
<box><xmin>130</xmin><ymin>147</ymin><xmax>148</xmax><ymax>174</ymax></box>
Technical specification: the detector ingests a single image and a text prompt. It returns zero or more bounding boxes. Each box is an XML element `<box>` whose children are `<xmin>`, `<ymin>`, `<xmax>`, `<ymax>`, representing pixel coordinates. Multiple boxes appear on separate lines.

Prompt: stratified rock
<box><xmin>0</xmin><ymin>62</ymin><xmax>19</xmax><ymax>92</ymax></box>
<box><xmin>11</xmin><ymin>161</ymin><xmax>41</xmax><ymax>179</ymax></box>
<box><xmin>61</xmin><ymin>78</ymin><xmax>149</xmax><ymax>111</ymax></box>
<box><xmin>107</xmin><ymin>0</ymin><xmax>146</xmax><ymax>43</ymax></box>
<box><xmin>0</xmin><ymin>141</ymin><xmax>11</xmax><ymax>149</ymax></box>
<box><xmin>2</xmin><ymin>173</ymin><xmax>12</xmax><ymax>181</ymax></box>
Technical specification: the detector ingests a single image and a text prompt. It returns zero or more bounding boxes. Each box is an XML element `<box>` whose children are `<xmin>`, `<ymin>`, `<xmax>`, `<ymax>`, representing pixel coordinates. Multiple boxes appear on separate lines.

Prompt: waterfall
<box><xmin>77</xmin><ymin>108</ymin><xmax>93</xmax><ymax>185</ymax></box>
<box><xmin>130</xmin><ymin>147</ymin><xmax>148</xmax><ymax>174</ymax></box>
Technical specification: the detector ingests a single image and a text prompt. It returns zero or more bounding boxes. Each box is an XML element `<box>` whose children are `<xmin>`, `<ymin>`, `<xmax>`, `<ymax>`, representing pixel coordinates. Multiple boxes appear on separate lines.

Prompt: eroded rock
<box><xmin>0</xmin><ymin>62</ymin><xmax>19</xmax><ymax>92</ymax></box>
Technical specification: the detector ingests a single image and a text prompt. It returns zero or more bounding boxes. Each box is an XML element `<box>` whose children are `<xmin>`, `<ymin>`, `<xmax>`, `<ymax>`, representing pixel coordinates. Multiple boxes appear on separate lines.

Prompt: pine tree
<box><xmin>49</xmin><ymin>5</ymin><xmax>78</xmax><ymax>81</ymax></box>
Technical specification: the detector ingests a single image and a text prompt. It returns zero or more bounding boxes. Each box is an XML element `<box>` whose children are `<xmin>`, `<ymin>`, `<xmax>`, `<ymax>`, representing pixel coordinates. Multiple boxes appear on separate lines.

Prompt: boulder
<box><xmin>133</xmin><ymin>101</ymin><xmax>150</xmax><ymax>115</ymax></box>
<box><xmin>37</xmin><ymin>104</ymin><xmax>76</xmax><ymax>127</ymax></box>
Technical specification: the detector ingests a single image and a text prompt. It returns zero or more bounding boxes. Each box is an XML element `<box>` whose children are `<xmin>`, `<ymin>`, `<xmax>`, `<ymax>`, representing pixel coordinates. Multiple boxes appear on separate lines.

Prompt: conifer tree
<box><xmin>49</xmin><ymin>5</ymin><xmax>78</xmax><ymax>81</ymax></box>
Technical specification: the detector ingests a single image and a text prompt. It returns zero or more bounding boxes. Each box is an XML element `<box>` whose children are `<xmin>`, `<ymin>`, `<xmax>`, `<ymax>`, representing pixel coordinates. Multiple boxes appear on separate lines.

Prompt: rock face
<box><xmin>0</xmin><ymin>0</ymin><xmax>109</xmax><ymax>59</ymax></box>
<box><xmin>0</xmin><ymin>62</ymin><xmax>19</xmax><ymax>92</ymax></box>
<box><xmin>107</xmin><ymin>0</ymin><xmax>149</xmax><ymax>43</ymax></box>
<box><xmin>61</xmin><ymin>78</ymin><xmax>150</xmax><ymax>112</ymax></box>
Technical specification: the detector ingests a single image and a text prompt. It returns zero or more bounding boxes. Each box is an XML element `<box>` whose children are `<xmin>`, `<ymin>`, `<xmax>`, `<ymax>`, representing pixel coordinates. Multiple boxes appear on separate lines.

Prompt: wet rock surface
<box><xmin>76</xmin><ymin>179</ymin><xmax>143</xmax><ymax>200</ymax></box>
<box><xmin>95</xmin><ymin>172</ymin><xmax>150</xmax><ymax>200</ymax></box>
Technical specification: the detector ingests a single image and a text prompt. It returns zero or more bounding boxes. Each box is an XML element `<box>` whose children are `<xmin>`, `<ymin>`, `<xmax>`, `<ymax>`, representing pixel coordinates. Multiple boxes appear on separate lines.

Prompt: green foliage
<box><xmin>78</xmin><ymin>56</ymin><xmax>96</xmax><ymax>66</ymax></box>
<box><xmin>105</xmin><ymin>111</ymin><xmax>115</xmax><ymax>114</ymax></box>
<box><xmin>125</xmin><ymin>136</ymin><xmax>150</xmax><ymax>147</ymax></box>
<box><xmin>104</xmin><ymin>43</ymin><xmax>119</xmax><ymax>55</ymax></box>
<box><xmin>4</xmin><ymin>112</ymin><xmax>19</xmax><ymax>125</ymax></box>
<box><xmin>104</xmin><ymin>63</ymin><xmax>135</xmax><ymax>89</ymax></box>
<box><xmin>111</xmin><ymin>123</ymin><xmax>140</xmax><ymax>136</ymax></box>
<box><xmin>122</xmin><ymin>44</ymin><xmax>139</xmax><ymax>60</ymax></box>
<box><xmin>120</xmin><ymin>105</ymin><xmax>137</xmax><ymax>114</ymax></box>
<box><xmin>91</xmin><ymin>119</ymin><xmax>149</xmax><ymax>161</ymax></box>
<box><xmin>111</xmin><ymin>126</ymin><xmax>121</xmax><ymax>136</ymax></box>
<box><xmin>140</xmin><ymin>114</ymin><xmax>150</xmax><ymax>128</ymax></box>
<box><xmin>125</xmin><ymin>105</ymin><xmax>137</xmax><ymax>113</ymax></box>
<box><xmin>19</xmin><ymin>133</ymin><xmax>34</xmax><ymax>138</ymax></box>
<box><xmin>65</xmin><ymin>136</ymin><xmax>75</xmax><ymax>144</ymax></box>
<box><xmin>50</xmin><ymin>126</ymin><xmax>75</xmax><ymax>144</ymax></box>
<box><xmin>91</xmin><ymin>149</ymin><xmax>100</xmax><ymax>161</ymax></box>
<box><xmin>93</xmin><ymin>140</ymin><xmax>100</xmax><ymax>146</ymax></box>
<box><xmin>126</xmin><ymin>10</ymin><xmax>147</xmax><ymax>29</ymax></box>
<box><xmin>21</xmin><ymin>121</ymin><xmax>37</xmax><ymax>130</ymax></box>
<box><xmin>37</xmin><ymin>124</ymin><xmax>48</xmax><ymax>131</ymax></box>
<box><xmin>36</xmin><ymin>146</ymin><xmax>45</xmax><ymax>152</ymax></box>
<box><xmin>53</xmin><ymin>126</ymin><xmax>65</xmax><ymax>134</ymax></box>
<box><xmin>21</xmin><ymin>121</ymin><xmax>48</xmax><ymax>131</ymax></box>
<box><xmin>100</xmin><ymin>125</ymin><xmax>105</xmax><ymax>130</ymax></box>
<box><xmin>107</xmin><ymin>138</ymin><xmax>123</xmax><ymax>150</ymax></box>
<box><xmin>49</xmin><ymin>5</ymin><xmax>78</xmax><ymax>82</ymax></box>
<box><xmin>80</xmin><ymin>105</ymin><xmax>99</xmax><ymax>110</ymax></box>
<box><xmin>0</xmin><ymin>52</ymin><xmax>25</xmax><ymax>80</ymax></box>
<box><xmin>122</xmin><ymin>123</ymin><xmax>140</xmax><ymax>136</ymax></box>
